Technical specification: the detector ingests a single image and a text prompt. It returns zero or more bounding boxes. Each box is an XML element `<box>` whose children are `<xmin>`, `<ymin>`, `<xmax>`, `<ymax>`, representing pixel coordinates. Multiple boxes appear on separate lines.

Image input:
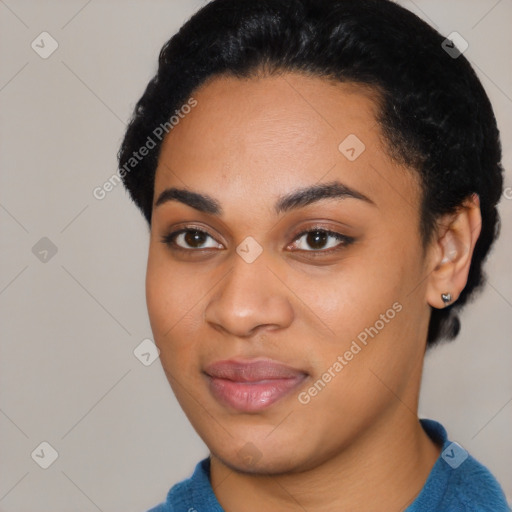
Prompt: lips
<box><xmin>204</xmin><ymin>359</ymin><xmax>308</xmax><ymax>412</ymax></box>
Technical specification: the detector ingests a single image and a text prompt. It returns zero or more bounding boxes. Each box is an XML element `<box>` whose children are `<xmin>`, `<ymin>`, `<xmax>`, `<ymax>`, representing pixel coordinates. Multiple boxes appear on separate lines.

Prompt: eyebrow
<box><xmin>154</xmin><ymin>180</ymin><xmax>375</xmax><ymax>216</ymax></box>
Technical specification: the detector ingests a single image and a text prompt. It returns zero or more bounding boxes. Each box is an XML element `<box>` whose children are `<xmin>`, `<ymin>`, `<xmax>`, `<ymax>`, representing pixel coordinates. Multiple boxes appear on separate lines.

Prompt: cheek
<box><xmin>294</xmin><ymin>299</ymin><xmax>418</xmax><ymax>440</ymax></box>
<box><xmin>290</xmin><ymin>239</ymin><xmax>424</xmax><ymax>384</ymax></box>
<box><xmin>287</xmin><ymin>253</ymin><xmax>404</xmax><ymax>347</ymax></box>
<box><xmin>146</xmin><ymin>258</ymin><xmax>172</xmax><ymax>339</ymax></box>
<box><xmin>145</xmin><ymin>250</ymin><xmax>200</xmax><ymax>359</ymax></box>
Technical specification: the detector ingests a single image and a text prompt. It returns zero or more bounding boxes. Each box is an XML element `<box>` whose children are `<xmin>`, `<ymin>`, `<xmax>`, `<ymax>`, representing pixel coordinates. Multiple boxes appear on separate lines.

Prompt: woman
<box><xmin>118</xmin><ymin>0</ymin><xmax>509</xmax><ymax>510</ymax></box>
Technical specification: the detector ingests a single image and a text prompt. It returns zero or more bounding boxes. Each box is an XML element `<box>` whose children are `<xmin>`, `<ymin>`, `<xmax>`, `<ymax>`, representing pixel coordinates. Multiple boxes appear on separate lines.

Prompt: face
<box><xmin>146</xmin><ymin>72</ymin><xmax>433</xmax><ymax>474</ymax></box>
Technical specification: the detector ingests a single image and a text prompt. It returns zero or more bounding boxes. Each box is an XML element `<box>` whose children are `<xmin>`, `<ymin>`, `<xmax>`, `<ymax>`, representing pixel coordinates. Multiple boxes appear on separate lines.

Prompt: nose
<box><xmin>204</xmin><ymin>254</ymin><xmax>294</xmax><ymax>338</ymax></box>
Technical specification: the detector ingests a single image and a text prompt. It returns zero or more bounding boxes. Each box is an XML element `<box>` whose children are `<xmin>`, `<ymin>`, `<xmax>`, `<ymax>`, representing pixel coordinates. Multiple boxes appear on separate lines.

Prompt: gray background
<box><xmin>0</xmin><ymin>0</ymin><xmax>510</xmax><ymax>510</ymax></box>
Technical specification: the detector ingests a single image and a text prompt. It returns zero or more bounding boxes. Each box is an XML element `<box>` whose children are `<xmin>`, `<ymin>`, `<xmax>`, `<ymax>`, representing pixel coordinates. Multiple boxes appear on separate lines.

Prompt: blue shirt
<box><xmin>147</xmin><ymin>419</ymin><xmax>510</xmax><ymax>511</ymax></box>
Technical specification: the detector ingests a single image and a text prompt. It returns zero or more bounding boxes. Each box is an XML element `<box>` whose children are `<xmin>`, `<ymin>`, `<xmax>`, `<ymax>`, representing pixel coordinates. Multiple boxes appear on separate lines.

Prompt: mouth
<box><xmin>203</xmin><ymin>358</ymin><xmax>308</xmax><ymax>413</ymax></box>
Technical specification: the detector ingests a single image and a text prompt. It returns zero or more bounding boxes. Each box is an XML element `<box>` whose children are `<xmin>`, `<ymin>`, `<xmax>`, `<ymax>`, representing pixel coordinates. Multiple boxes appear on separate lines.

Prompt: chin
<box><xmin>217</xmin><ymin>450</ymin><xmax>303</xmax><ymax>476</ymax></box>
<box><xmin>210</xmin><ymin>437</ymin><xmax>324</xmax><ymax>476</ymax></box>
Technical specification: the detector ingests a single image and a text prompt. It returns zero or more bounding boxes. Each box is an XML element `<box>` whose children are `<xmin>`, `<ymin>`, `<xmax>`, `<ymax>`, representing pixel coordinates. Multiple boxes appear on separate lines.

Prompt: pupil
<box><xmin>185</xmin><ymin>230</ymin><xmax>206</xmax><ymax>247</ymax></box>
<box><xmin>307</xmin><ymin>230</ymin><xmax>327</xmax><ymax>249</ymax></box>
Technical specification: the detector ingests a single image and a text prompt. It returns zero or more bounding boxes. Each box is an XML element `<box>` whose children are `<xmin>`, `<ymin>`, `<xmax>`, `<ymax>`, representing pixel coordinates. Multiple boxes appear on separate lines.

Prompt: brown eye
<box><xmin>290</xmin><ymin>228</ymin><xmax>354</xmax><ymax>253</ymax></box>
<box><xmin>161</xmin><ymin>228</ymin><xmax>223</xmax><ymax>250</ymax></box>
<box><xmin>184</xmin><ymin>230</ymin><xmax>208</xmax><ymax>248</ymax></box>
<box><xmin>306</xmin><ymin>230</ymin><xmax>329</xmax><ymax>249</ymax></box>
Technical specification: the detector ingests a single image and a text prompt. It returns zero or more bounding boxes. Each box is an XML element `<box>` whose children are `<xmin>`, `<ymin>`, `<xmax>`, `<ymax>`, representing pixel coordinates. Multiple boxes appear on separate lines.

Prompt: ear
<box><xmin>426</xmin><ymin>194</ymin><xmax>482</xmax><ymax>309</ymax></box>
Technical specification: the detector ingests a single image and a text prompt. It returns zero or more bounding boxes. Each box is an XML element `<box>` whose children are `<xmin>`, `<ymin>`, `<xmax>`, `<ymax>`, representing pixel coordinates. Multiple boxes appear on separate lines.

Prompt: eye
<box><xmin>289</xmin><ymin>228</ymin><xmax>354</xmax><ymax>253</ymax></box>
<box><xmin>161</xmin><ymin>228</ymin><xmax>223</xmax><ymax>251</ymax></box>
<box><xmin>161</xmin><ymin>225</ymin><xmax>354</xmax><ymax>255</ymax></box>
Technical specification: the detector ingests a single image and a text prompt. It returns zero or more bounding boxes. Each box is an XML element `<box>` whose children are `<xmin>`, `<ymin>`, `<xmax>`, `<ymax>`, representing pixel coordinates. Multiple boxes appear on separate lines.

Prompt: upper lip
<box><xmin>204</xmin><ymin>358</ymin><xmax>307</xmax><ymax>382</ymax></box>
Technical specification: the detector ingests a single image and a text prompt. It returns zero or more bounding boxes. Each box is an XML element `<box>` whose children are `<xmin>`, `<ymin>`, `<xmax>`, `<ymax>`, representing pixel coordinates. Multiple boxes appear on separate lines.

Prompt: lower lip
<box><xmin>206</xmin><ymin>374</ymin><xmax>307</xmax><ymax>412</ymax></box>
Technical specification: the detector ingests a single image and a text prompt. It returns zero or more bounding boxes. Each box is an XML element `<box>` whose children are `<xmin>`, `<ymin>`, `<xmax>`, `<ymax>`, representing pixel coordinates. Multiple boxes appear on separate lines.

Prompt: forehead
<box><xmin>160</xmin><ymin>72</ymin><xmax>381</xmax><ymax>157</ymax></box>
<box><xmin>154</xmin><ymin>72</ymin><xmax>420</xmax><ymax>215</ymax></box>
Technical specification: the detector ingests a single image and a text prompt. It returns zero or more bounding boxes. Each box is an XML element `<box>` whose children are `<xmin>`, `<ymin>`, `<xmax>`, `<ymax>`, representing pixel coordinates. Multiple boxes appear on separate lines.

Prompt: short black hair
<box><xmin>118</xmin><ymin>0</ymin><xmax>504</xmax><ymax>347</ymax></box>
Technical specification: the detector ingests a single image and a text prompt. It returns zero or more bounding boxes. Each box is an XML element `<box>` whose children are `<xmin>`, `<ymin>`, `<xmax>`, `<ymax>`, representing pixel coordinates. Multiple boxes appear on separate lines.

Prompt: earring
<box><xmin>441</xmin><ymin>293</ymin><xmax>452</xmax><ymax>306</ymax></box>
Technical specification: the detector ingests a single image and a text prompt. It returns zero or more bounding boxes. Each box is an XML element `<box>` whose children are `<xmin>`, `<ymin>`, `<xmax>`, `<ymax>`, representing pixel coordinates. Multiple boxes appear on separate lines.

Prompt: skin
<box><xmin>146</xmin><ymin>72</ymin><xmax>481</xmax><ymax>511</ymax></box>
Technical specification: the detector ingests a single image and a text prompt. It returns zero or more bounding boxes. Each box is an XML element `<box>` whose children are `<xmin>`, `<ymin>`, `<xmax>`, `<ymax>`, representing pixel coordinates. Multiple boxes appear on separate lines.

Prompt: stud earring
<box><xmin>441</xmin><ymin>293</ymin><xmax>452</xmax><ymax>305</ymax></box>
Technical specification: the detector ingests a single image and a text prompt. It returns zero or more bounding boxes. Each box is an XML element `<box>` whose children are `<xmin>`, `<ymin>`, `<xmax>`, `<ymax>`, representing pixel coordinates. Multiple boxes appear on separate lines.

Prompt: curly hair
<box><xmin>118</xmin><ymin>0</ymin><xmax>504</xmax><ymax>347</ymax></box>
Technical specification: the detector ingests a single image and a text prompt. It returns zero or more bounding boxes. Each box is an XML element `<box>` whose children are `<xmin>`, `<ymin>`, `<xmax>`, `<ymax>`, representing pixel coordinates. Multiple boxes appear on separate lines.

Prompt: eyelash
<box><xmin>160</xmin><ymin>225</ymin><xmax>355</xmax><ymax>256</ymax></box>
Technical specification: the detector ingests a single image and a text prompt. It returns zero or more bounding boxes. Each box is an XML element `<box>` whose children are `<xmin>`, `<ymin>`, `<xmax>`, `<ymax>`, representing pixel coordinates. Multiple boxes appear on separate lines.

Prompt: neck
<box><xmin>210</xmin><ymin>408</ymin><xmax>441</xmax><ymax>512</ymax></box>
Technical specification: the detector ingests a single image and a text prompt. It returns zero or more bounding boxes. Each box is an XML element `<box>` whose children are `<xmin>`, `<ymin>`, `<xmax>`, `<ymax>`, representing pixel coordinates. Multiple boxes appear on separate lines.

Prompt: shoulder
<box><xmin>144</xmin><ymin>458</ymin><xmax>224</xmax><ymax>512</ymax></box>
<box><xmin>407</xmin><ymin>419</ymin><xmax>510</xmax><ymax>512</ymax></box>
<box><xmin>440</xmin><ymin>452</ymin><xmax>510</xmax><ymax>511</ymax></box>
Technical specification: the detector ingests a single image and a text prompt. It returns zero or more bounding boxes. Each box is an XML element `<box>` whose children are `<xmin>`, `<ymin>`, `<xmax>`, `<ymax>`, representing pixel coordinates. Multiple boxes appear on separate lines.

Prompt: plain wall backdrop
<box><xmin>1</xmin><ymin>0</ymin><xmax>511</xmax><ymax>510</ymax></box>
